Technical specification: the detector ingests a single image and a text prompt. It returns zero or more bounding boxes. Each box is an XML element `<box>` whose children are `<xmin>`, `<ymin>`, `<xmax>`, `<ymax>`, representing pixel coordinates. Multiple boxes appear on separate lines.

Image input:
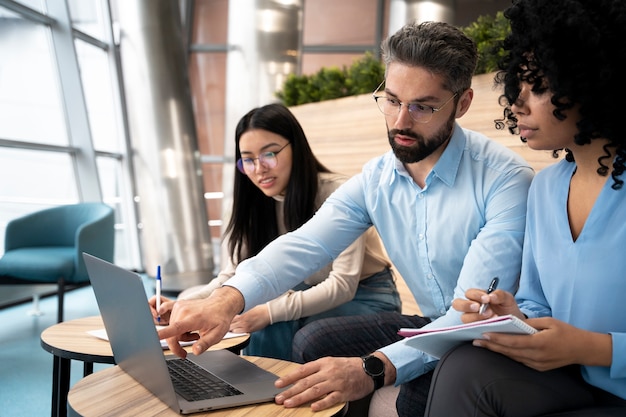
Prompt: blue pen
<box><xmin>156</xmin><ymin>265</ymin><xmax>162</xmax><ymax>323</ymax></box>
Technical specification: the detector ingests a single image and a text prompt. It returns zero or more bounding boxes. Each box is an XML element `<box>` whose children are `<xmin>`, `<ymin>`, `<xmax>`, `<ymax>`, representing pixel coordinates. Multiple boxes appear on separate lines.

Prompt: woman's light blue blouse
<box><xmin>517</xmin><ymin>159</ymin><xmax>626</xmax><ymax>400</ymax></box>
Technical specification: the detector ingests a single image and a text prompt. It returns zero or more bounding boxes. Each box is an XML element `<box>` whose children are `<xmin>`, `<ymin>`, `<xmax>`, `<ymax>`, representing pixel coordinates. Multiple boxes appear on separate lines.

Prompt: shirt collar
<box><xmin>390</xmin><ymin>123</ymin><xmax>465</xmax><ymax>188</ymax></box>
<box><xmin>431</xmin><ymin>123</ymin><xmax>464</xmax><ymax>187</ymax></box>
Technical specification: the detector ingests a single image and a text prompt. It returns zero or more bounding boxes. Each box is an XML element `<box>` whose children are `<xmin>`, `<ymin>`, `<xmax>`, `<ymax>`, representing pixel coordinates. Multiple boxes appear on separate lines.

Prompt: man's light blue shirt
<box><xmin>517</xmin><ymin>159</ymin><xmax>626</xmax><ymax>400</ymax></box>
<box><xmin>226</xmin><ymin>123</ymin><xmax>533</xmax><ymax>384</ymax></box>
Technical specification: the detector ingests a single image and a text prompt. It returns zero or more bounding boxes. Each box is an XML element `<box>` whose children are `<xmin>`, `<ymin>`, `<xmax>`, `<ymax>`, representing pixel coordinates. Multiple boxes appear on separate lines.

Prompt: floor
<box><xmin>0</xmin><ymin>280</ymin><xmax>162</xmax><ymax>417</ymax></box>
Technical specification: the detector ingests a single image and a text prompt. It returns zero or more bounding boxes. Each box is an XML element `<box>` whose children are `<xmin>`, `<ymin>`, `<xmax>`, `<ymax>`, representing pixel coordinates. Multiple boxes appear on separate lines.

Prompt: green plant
<box><xmin>276</xmin><ymin>12</ymin><xmax>510</xmax><ymax>106</ymax></box>
<box><xmin>276</xmin><ymin>74</ymin><xmax>310</xmax><ymax>106</ymax></box>
<box><xmin>345</xmin><ymin>52</ymin><xmax>385</xmax><ymax>95</ymax></box>
<box><xmin>312</xmin><ymin>67</ymin><xmax>349</xmax><ymax>102</ymax></box>
<box><xmin>276</xmin><ymin>52</ymin><xmax>384</xmax><ymax>106</ymax></box>
<box><xmin>461</xmin><ymin>11</ymin><xmax>510</xmax><ymax>75</ymax></box>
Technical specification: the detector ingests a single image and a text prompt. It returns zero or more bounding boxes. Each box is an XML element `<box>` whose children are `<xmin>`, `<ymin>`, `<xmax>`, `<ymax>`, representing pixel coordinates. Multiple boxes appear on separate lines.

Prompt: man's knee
<box><xmin>292</xmin><ymin>319</ymin><xmax>334</xmax><ymax>363</ymax></box>
<box><xmin>292</xmin><ymin>315</ymin><xmax>373</xmax><ymax>363</ymax></box>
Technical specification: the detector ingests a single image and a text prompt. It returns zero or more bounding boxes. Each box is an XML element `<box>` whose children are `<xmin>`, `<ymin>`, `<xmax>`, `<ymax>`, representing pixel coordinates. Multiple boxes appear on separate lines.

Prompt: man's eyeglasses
<box><xmin>372</xmin><ymin>80</ymin><xmax>457</xmax><ymax>124</ymax></box>
<box><xmin>236</xmin><ymin>142</ymin><xmax>291</xmax><ymax>174</ymax></box>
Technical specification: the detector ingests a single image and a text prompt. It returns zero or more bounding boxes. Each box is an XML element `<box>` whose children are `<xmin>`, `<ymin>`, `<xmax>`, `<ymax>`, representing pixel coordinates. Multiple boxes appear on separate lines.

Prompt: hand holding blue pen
<box><xmin>156</xmin><ymin>265</ymin><xmax>162</xmax><ymax>323</ymax></box>
<box><xmin>478</xmin><ymin>277</ymin><xmax>499</xmax><ymax>315</ymax></box>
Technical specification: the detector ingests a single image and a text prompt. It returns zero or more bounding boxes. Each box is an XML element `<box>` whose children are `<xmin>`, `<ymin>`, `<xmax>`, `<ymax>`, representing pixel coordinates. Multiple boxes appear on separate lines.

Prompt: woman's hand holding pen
<box><xmin>452</xmin><ymin>286</ymin><xmax>523</xmax><ymax>323</ymax></box>
<box><xmin>148</xmin><ymin>295</ymin><xmax>175</xmax><ymax>325</ymax></box>
<box><xmin>452</xmin><ymin>284</ymin><xmax>613</xmax><ymax>371</ymax></box>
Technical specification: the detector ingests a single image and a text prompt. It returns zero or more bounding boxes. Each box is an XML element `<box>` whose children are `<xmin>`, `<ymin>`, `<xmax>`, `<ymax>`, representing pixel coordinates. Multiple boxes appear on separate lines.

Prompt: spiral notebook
<box><xmin>399</xmin><ymin>314</ymin><xmax>537</xmax><ymax>359</ymax></box>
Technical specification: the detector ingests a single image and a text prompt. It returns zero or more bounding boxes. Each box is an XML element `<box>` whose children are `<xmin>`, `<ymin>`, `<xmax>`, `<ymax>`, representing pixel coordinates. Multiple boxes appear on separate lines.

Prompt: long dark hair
<box><xmin>224</xmin><ymin>103</ymin><xmax>332</xmax><ymax>263</ymax></box>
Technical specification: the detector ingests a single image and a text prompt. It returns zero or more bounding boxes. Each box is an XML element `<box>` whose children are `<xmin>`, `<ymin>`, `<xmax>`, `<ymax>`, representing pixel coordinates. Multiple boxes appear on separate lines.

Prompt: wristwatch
<box><xmin>361</xmin><ymin>354</ymin><xmax>385</xmax><ymax>390</ymax></box>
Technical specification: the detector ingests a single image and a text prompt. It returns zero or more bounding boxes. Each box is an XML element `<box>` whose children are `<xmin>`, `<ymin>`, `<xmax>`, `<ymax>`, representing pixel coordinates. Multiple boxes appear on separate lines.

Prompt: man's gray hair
<box><xmin>381</xmin><ymin>21</ymin><xmax>478</xmax><ymax>94</ymax></box>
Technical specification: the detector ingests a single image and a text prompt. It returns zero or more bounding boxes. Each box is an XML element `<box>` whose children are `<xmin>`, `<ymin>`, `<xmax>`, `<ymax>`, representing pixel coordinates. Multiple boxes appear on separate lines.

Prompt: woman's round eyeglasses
<box><xmin>236</xmin><ymin>142</ymin><xmax>291</xmax><ymax>174</ymax></box>
<box><xmin>372</xmin><ymin>80</ymin><xmax>457</xmax><ymax>124</ymax></box>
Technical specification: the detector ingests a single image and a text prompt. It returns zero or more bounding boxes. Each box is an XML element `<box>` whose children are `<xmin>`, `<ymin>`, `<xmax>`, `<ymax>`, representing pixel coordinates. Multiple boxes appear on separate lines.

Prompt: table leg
<box><xmin>51</xmin><ymin>355</ymin><xmax>71</xmax><ymax>417</ymax></box>
<box><xmin>83</xmin><ymin>361</ymin><xmax>93</xmax><ymax>377</ymax></box>
<box><xmin>58</xmin><ymin>357</ymin><xmax>71</xmax><ymax>417</ymax></box>
<box><xmin>51</xmin><ymin>355</ymin><xmax>60</xmax><ymax>417</ymax></box>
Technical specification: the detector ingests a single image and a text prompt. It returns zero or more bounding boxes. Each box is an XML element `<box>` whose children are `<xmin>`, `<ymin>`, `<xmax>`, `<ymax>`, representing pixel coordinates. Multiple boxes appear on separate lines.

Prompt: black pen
<box><xmin>478</xmin><ymin>277</ymin><xmax>499</xmax><ymax>314</ymax></box>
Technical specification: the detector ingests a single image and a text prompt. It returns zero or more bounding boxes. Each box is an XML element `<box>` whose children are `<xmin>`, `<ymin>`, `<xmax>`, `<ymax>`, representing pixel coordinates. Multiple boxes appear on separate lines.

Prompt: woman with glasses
<box><xmin>151</xmin><ymin>103</ymin><xmax>401</xmax><ymax>360</ymax></box>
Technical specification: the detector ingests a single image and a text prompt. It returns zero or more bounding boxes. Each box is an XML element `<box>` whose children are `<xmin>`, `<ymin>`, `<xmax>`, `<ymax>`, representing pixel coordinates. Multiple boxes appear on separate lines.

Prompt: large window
<box><xmin>0</xmin><ymin>0</ymin><xmax>139</xmax><ymax>268</ymax></box>
<box><xmin>0</xmin><ymin>7</ymin><xmax>67</xmax><ymax>145</ymax></box>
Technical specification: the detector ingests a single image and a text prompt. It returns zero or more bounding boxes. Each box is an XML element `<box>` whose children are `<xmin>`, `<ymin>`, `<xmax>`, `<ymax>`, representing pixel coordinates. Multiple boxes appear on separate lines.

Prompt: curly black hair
<box><xmin>494</xmin><ymin>0</ymin><xmax>626</xmax><ymax>189</ymax></box>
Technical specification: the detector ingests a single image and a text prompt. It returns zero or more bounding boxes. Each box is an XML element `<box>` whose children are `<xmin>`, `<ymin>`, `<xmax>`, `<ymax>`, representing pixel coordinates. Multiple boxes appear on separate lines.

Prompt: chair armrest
<box><xmin>4</xmin><ymin>210</ymin><xmax>61</xmax><ymax>250</ymax></box>
<box><xmin>73</xmin><ymin>207</ymin><xmax>115</xmax><ymax>281</ymax></box>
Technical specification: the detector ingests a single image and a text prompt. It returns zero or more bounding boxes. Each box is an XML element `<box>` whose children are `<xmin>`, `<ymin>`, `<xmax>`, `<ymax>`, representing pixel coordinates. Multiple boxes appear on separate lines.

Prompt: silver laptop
<box><xmin>83</xmin><ymin>252</ymin><xmax>284</xmax><ymax>414</ymax></box>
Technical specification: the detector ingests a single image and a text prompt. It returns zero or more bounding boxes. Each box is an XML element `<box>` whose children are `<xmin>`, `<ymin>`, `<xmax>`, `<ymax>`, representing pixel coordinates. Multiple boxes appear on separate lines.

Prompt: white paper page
<box><xmin>87</xmin><ymin>327</ymin><xmax>247</xmax><ymax>349</ymax></box>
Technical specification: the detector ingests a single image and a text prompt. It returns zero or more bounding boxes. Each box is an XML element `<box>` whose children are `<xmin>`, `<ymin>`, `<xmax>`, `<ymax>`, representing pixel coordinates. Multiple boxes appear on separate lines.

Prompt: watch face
<box><xmin>364</xmin><ymin>356</ymin><xmax>384</xmax><ymax>376</ymax></box>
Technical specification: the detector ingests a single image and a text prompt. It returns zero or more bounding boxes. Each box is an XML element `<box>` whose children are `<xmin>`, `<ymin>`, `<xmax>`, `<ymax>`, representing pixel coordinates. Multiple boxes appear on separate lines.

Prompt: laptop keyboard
<box><xmin>167</xmin><ymin>358</ymin><xmax>243</xmax><ymax>401</ymax></box>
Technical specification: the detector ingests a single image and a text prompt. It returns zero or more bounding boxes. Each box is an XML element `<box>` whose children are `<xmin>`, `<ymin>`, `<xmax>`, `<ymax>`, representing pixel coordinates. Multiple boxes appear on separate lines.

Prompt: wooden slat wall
<box><xmin>289</xmin><ymin>72</ymin><xmax>560</xmax><ymax>316</ymax></box>
<box><xmin>290</xmin><ymin>72</ymin><xmax>560</xmax><ymax>176</ymax></box>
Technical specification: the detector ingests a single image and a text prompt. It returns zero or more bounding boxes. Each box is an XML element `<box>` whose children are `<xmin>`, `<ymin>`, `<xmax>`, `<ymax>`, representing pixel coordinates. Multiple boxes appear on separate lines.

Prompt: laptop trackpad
<box><xmin>187</xmin><ymin>350</ymin><xmax>279</xmax><ymax>384</ymax></box>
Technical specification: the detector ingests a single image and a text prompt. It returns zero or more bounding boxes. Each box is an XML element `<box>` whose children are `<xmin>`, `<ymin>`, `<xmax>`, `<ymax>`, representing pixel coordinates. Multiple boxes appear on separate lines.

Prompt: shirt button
<box><xmin>418</xmin><ymin>194</ymin><xmax>424</xmax><ymax>199</ymax></box>
<box><xmin>418</xmin><ymin>234</ymin><xmax>424</xmax><ymax>240</ymax></box>
<box><xmin>427</xmin><ymin>274</ymin><xmax>434</xmax><ymax>280</ymax></box>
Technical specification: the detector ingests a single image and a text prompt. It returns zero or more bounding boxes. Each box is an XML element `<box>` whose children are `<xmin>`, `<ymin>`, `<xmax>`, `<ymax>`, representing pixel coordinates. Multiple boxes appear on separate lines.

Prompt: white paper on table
<box><xmin>87</xmin><ymin>327</ymin><xmax>247</xmax><ymax>349</ymax></box>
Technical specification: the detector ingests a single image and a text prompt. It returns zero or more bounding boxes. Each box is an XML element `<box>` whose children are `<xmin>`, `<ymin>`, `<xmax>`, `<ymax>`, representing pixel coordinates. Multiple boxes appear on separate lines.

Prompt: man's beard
<box><xmin>388</xmin><ymin>114</ymin><xmax>456</xmax><ymax>164</ymax></box>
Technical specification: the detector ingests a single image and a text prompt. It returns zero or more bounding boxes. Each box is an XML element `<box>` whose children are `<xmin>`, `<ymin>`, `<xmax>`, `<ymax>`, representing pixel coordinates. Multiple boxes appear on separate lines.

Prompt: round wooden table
<box><xmin>67</xmin><ymin>356</ymin><xmax>347</xmax><ymax>417</ymax></box>
<box><xmin>41</xmin><ymin>315</ymin><xmax>250</xmax><ymax>417</ymax></box>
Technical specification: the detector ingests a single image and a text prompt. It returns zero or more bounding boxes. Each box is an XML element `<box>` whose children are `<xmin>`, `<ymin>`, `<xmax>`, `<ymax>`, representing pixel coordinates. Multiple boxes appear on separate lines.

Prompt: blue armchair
<box><xmin>0</xmin><ymin>203</ymin><xmax>115</xmax><ymax>322</ymax></box>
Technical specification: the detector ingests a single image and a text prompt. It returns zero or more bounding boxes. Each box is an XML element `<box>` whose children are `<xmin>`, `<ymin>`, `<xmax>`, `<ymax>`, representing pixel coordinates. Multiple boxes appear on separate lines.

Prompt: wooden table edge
<box><xmin>68</xmin><ymin>355</ymin><xmax>347</xmax><ymax>417</ymax></box>
<box><xmin>40</xmin><ymin>315</ymin><xmax>251</xmax><ymax>362</ymax></box>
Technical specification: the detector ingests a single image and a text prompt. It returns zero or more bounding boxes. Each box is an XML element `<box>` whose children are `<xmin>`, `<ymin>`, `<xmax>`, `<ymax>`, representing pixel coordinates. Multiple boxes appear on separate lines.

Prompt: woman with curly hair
<box><xmin>150</xmin><ymin>103</ymin><xmax>400</xmax><ymax>361</ymax></box>
<box><xmin>424</xmin><ymin>0</ymin><xmax>626</xmax><ymax>415</ymax></box>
